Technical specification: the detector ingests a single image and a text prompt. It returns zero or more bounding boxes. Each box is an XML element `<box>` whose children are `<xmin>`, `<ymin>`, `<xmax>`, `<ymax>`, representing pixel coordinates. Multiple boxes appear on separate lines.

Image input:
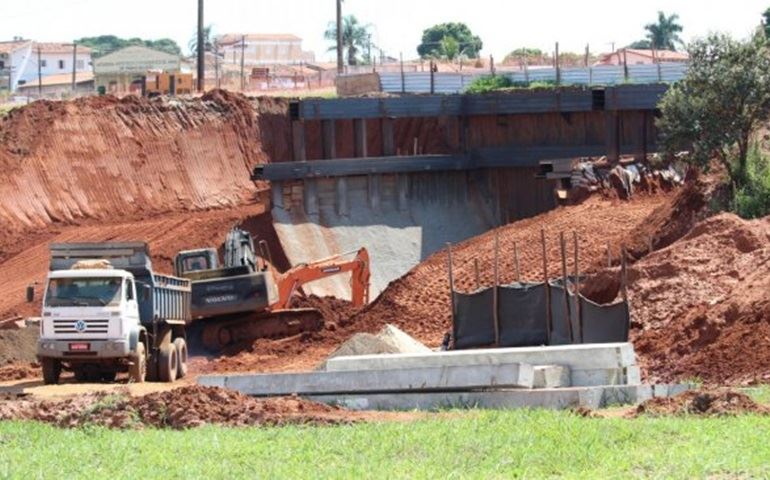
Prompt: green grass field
<box><xmin>2</xmin><ymin>408</ymin><xmax>770</xmax><ymax>479</ymax></box>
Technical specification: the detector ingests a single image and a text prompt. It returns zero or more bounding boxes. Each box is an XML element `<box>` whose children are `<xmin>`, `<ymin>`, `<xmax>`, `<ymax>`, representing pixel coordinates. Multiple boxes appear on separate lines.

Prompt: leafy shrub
<box><xmin>465</xmin><ymin>75</ymin><xmax>513</xmax><ymax>94</ymax></box>
<box><xmin>732</xmin><ymin>144</ymin><xmax>770</xmax><ymax>219</ymax></box>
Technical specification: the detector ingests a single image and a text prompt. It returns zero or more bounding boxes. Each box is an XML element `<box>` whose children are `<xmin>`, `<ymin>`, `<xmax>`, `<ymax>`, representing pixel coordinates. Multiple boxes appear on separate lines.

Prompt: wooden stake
<box><xmin>493</xmin><ymin>231</ymin><xmax>500</xmax><ymax>346</ymax></box>
<box><xmin>474</xmin><ymin>258</ymin><xmax>481</xmax><ymax>290</ymax></box>
<box><xmin>560</xmin><ymin>232</ymin><xmax>574</xmax><ymax>343</ymax></box>
<box><xmin>513</xmin><ymin>241</ymin><xmax>521</xmax><ymax>283</ymax></box>
<box><xmin>621</xmin><ymin>244</ymin><xmax>630</xmax><ymax>339</ymax></box>
<box><xmin>573</xmin><ymin>231</ymin><xmax>583</xmax><ymax>343</ymax></box>
<box><xmin>541</xmin><ymin>228</ymin><xmax>552</xmax><ymax>344</ymax></box>
<box><xmin>446</xmin><ymin>243</ymin><xmax>456</xmax><ymax>320</ymax></box>
<box><xmin>607</xmin><ymin>241</ymin><xmax>612</xmax><ymax>267</ymax></box>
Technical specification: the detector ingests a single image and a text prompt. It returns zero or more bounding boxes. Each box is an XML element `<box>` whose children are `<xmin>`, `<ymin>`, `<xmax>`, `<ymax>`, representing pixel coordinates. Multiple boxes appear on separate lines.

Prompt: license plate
<box><xmin>69</xmin><ymin>343</ymin><xmax>91</xmax><ymax>352</ymax></box>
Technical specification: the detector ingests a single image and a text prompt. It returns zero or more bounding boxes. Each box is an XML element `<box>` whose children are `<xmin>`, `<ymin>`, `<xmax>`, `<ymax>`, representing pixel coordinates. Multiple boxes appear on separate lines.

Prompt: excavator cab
<box><xmin>175</xmin><ymin>249</ymin><xmax>219</xmax><ymax>275</ymax></box>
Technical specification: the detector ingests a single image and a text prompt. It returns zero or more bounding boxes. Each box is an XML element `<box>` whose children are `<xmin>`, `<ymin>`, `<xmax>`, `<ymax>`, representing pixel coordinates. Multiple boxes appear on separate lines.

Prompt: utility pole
<box><xmin>196</xmin><ymin>0</ymin><xmax>205</xmax><ymax>92</ymax></box>
<box><xmin>214</xmin><ymin>40</ymin><xmax>220</xmax><ymax>89</ymax></box>
<box><xmin>71</xmin><ymin>42</ymin><xmax>77</xmax><ymax>94</ymax></box>
<box><xmin>37</xmin><ymin>45</ymin><xmax>42</xmax><ymax>97</ymax></box>
<box><xmin>240</xmin><ymin>35</ymin><xmax>246</xmax><ymax>92</ymax></box>
<box><xmin>336</xmin><ymin>0</ymin><xmax>344</xmax><ymax>74</ymax></box>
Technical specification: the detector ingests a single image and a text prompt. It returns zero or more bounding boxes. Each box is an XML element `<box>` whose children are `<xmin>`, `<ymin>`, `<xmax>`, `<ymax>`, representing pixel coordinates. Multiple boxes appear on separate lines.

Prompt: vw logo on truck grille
<box><xmin>74</xmin><ymin>320</ymin><xmax>87</xmax><ymax>333</ymax></box>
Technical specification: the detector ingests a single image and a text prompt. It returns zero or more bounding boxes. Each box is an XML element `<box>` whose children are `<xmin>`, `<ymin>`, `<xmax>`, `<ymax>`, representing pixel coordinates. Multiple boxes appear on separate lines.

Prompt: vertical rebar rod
<box><xmin>474</xmin><ymin>258</ymin><xmax>481</xmax><ymax>291</ymax></box>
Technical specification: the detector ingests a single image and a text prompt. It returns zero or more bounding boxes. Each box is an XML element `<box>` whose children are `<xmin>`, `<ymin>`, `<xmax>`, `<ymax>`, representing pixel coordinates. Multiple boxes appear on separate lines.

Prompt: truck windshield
<box><xmin>44</xmin><ymin>278</ymin><xmax>123</xmax><ymax>307</ymax></box>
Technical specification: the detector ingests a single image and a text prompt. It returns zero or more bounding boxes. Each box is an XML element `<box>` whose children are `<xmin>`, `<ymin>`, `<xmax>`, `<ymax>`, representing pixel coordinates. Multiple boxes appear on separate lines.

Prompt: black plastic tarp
<box><xmin>452</xmin><ymin>288</ymin><xmax>496</xmax><ymax>349</ymax></box>
<box><xmin>498</xmin><ymin>282</ymin><xmax>548</xmax><ymax>347</ymax></box>
<box><xmin>580</xmin><ymin>296</ymin><xmax>629</xmax><ymax>343</ymax></box>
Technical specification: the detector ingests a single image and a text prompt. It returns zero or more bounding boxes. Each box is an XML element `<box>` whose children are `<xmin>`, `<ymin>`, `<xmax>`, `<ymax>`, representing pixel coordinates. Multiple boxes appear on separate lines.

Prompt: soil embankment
<box><xmin>0</xmin><ymin>90</ymin><xmax>290</xmax><ymax>263</ymax></box>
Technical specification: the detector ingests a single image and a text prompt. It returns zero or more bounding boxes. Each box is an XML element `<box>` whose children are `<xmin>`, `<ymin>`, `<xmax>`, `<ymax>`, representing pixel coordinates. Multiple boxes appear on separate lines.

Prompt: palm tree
<box><xmin>325</xmin><ymin>15</ymin><xmax>372</xmax><ymax>66</ymax></box>
<box><xmin>644</xmin><ymin>11</ymin><xmax>684</xmax><ymax>51</ymax></box>
<box><xmin>188</xmin><ymin>25</ymin><xmax>214</xmax><ymax>56</ymax></box>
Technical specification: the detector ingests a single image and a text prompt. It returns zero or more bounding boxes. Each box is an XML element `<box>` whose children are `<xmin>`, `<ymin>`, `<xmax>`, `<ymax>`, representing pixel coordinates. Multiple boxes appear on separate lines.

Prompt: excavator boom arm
<box><xmin>273</xmin><ymin>248</ymin><xmax>371</xmax><ymax>310</ymax></box>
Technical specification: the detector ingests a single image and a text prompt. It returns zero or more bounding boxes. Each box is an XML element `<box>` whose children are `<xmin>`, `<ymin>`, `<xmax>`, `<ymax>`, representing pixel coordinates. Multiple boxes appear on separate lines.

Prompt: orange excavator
<box><xmin>174</xmin><ymin>227</ymin><xmax>370</xmax><ymax>350</ymax></box>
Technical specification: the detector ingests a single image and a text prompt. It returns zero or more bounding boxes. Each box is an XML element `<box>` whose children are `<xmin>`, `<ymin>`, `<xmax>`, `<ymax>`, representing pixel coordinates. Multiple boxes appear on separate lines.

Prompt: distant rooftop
<box><xmin>216</xmin><ymin>33</ymin><xmax>302</xmax><ymax>45</ymax></box>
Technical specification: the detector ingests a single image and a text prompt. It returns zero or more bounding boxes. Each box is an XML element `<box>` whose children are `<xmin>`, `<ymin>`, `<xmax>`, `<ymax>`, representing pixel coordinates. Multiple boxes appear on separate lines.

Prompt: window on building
<box><xmin>0</xmin><ymin>61</ymin><xmax>5</xmax><ymax>70</ymax></box>
<box><xmin>76</xmin><ymin>59</ymin><xmax>84</xmax><ymax>69</ymax></box>
<box><xmin>40</xmin><ymin>59</ymin><xmax>47</xmax><ymax>68</ymax></box>
<box><xmin>58</xmin><ymin>60</ymin><xmax>65</xmax><ymax>69</ymax></box>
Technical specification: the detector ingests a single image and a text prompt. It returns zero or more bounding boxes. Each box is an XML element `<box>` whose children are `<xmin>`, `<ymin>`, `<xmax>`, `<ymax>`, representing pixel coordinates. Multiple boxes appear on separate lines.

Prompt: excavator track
<box><xmin>201</xmin><ymin>308</ymin><xmax>324</xmax><ymax>351</ymax></box>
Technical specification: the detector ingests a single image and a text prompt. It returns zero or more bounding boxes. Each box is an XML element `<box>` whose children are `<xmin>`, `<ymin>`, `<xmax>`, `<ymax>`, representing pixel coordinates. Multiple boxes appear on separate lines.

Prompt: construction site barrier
<box><xmin>451</xmin><ymin>278</ymin><xmax>629</xmax><ymax>349</ymax></box>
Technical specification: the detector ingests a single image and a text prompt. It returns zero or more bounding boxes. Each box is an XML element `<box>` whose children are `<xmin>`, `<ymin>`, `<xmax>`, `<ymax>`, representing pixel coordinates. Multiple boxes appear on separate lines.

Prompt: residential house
<box><xmin>216</xmin><ymin>33</ymin><xmax>315</xmax><ymax>66</ymax></box>
<box><xmin>595</xmin><ymin>48</ymin><xmax>688</xmax><ymax>66</ymax></box>
<box><xmin>1</xmin><ymin>40</ymin><xmax>93</xmax><ymax>94</ymax></box>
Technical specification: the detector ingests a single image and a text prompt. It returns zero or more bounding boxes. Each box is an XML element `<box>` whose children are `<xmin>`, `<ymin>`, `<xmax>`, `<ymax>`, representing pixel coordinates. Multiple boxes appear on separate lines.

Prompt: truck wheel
<box><xmin>158</xmin><ymin>343</ymin><xmax>178</xmax><ymax>383</ymax></box>
<box><xmin>173</xmin><ymin>338</ymin><xmax>188</xmax><ymax>379</ymax></box>
<box><xmin>100</xmin><ymin>371</ymin><xmax>117</xmax><ymax>383</ymax></box>
<box><xmin>41</xmin><ymin>358</ymin><xmax>61</xmax><ymax>385</ymax></box>
<box><xmin>128</xmin><ymin>342</ymin><xmax>146</xmax><ymax>383</ymax></box>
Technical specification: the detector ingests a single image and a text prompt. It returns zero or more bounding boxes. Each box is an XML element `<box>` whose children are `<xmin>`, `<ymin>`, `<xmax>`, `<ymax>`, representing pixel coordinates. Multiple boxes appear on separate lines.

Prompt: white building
<box><xmin>0</xmin><ymin>40</ymin><xmax>93</xmax><ymax>93</ymax></box>
<box><xmin>216</xmin><ymin>33</ymin><xmax>315</xmax><ymax>66</ymax></box>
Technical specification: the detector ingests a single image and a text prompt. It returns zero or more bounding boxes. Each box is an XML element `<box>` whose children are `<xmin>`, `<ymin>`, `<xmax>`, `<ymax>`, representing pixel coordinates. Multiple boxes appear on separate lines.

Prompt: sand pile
<box><xmin>0</xmin><ymin>385</ymin><xmax>348</xmax><ymax>429</ymax></box>
<box><xmin>0</xmin><ymin>91</ymin><xmax>290</xmax><ymax>262</ymax></box>
<box><xmin>317</xmin><ymin>325</ymin><xmax>430</xmax><ymax>370</ymax></box>
<box><xmin>631</xmin><ymin>390</ymin><xmax>769</xmax><ymax>417</ymax></box>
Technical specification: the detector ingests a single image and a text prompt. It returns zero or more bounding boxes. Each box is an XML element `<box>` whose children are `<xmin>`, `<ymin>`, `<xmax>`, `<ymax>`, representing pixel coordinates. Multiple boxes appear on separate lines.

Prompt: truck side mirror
<box><xmin>26</xmin><ymin>285</ymin><xmax>35</xmax><ymax>303</ymax></box>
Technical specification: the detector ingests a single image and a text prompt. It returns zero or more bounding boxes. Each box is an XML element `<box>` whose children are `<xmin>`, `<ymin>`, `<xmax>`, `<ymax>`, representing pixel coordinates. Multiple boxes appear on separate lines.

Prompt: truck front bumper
<box><xmin>37</xmin><ymin>339</ymin><xmax>131</xmax><ymax>360</ymax></box>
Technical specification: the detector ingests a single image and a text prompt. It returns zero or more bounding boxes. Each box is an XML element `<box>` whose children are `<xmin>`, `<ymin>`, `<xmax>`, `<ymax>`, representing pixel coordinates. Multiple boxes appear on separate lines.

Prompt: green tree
<box><xmin>417</xmin><ymin>23</ymin><xmax>482</xmax><ymax>59</ymax></box>
<box><xmin>325</xmin><ymin>15</ymin><xmax>372</xmax><ymax>66</ymax></box>
<box><xmin>77</xmin><ymin>35</ymin><xmax>181</xmax><ymax>58</ymax></box>
<box><xmin>658</xmin><ymin>32</ymin><xmax>770</xmax><ymax>188</ymax></box>
<box><xmin>626</xmin><ymin>39</ymin><xmax>652</xmax><ymax>49</ymax></box>
<box><xmin>763</xmin><ymin>7</ymin><xmax>770</xmax><ymax>38</ymax></box>
<box><xmin>644</xmin><ymin>11</ymin><xmax>684</xmax><ymax>50</ymax></box>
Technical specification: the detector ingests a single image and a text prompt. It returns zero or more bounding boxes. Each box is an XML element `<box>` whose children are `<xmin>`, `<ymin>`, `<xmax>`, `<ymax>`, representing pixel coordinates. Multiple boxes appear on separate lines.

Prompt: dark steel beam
<box><xmin>292</xmin><ymin>85</ymin><xmax>668</xmax><ymax>121</ymax></box>
<box><xmin>254</xmin><ymin>143</ymin><xmax>659</xmax><ymax>181</ymax></box>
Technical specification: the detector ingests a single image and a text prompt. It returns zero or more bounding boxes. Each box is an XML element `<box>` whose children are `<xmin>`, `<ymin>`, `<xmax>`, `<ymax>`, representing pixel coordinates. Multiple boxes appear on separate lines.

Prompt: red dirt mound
<box><xmin>620</xmin><ymin>171</ymin><xmax>721</xmax><ymax>261</ymax></box>
<box><xmin>0</xmin><ymin>91</ymin><xmax>290</xmax><ymax>263</ymax></box>
<box><xmin>630</xmin><ymin>390</ymin><xmax>769</xmax><ymax>417</ymax></box>
<box><xmin>586</xmin><ymin>213</ymin><xmax>770</xmax><ymax>384</ymax></box>
<box><xmin>346</xmin><ymin>194</ymin><xmax>668</xmax><ymax>347</ymax></box>
<box><xmin>0</xmin><ymin>385</ymin><xmax>347</xmax><ymax>429</ymax></box>
<box><xmin>0</xmin><ymin>363</ymin><xmax>39</xmax><ymax>383</ymax></box>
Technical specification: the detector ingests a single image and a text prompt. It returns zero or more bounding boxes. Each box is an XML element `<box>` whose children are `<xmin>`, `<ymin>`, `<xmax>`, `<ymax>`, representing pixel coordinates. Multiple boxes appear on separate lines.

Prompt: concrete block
<box><xmin>324</xmin><ymin>343</ymin><xmax>637</xmax><ymax>373</ymax></box>
<box><xmin>198</xmin><ymin>362</ymin><xmax>535</xmax><ymax>397</ymax></box>
<box><xmin>570</xmin><ymin>366</ymin><xmax>641</xmax><ymax>387</ymax></box>
<box><xmin>533</xmin><ymin>365</ymin><xmax>570</xmax><ymax>388</ymax></box>
<box><xmin>307</xmin><ymin>384</ymin><xmax>691</xmax><ymax>411</ymax></box>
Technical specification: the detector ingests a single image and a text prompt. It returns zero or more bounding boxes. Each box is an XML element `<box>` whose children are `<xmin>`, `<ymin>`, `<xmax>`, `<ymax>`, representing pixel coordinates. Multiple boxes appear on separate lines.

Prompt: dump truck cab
<box><xmin>39</xmin><ymin>267</ymin><xmax>141</xmax><ymax>360</ymax></box>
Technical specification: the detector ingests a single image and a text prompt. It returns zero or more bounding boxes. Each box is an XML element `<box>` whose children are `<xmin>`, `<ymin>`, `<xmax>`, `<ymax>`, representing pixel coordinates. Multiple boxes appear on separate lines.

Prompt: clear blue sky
<box><xmin>2</xmin><ymin>0</ymin><xmax>768</xmax><ymax>60</ymax></box>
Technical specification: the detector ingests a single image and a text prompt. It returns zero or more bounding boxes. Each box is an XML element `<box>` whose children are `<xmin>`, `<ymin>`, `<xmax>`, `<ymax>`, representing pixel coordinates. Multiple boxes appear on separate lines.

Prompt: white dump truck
<box><xmin>34</xmin><ymin>242</ymin><xmax>191</xmax><ymax>384</ymax></box>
